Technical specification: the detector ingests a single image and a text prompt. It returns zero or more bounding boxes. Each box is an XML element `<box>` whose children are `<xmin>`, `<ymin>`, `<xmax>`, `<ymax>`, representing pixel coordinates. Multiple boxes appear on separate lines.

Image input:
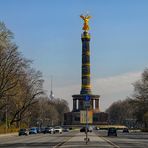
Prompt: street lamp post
<box><xmin>85</xmin><ymin>107</ymin><xmax>88</xmax><ymax>144</ymax></box>
<box><xmin>5</xmin><ymin>103</ymin><xmax>7</xmax><ymax>133</ymax></box>
<box><xmin>5</xmin><ymin>97</ymin><xmax>8</xmax><ymax>133</ymax></box>
<box><xmin>84</xmin><ymin>95</ymin><xmax>90</xmax><ymax>144</ymax></box>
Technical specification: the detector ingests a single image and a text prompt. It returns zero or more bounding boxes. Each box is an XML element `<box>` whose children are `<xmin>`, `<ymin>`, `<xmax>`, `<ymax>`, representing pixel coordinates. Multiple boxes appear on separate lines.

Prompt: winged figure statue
<box><xmin>80</xmin><ymin>14</ymin><xmax>91</xmax><ymax>31</ymax></box>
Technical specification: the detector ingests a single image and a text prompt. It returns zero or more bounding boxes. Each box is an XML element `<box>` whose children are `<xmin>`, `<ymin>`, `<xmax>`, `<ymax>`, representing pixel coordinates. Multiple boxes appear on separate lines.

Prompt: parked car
<box><xmin>54</xmin><ymin>126</ymin><xmax>62</xmax><ymax>134</ymax></box>
<box><xmin>18</xmin><ymin>128</ymin><xmax>28</xmax><ymax>136</ymax></box>
<box><xmin>44</xmin><ymin>127</ymin><xmax>55</xmax><ymax>134</ymax></box>
<box><xmin>108</xmin><ymin>127</ymin><xmax>117</xmax><ymax>136</ymax></box>
<box><xmin>94</xmin><ymin>126</ymin><xmax>100</xmax><ymax>130</ymax></box>
<box><xmin>36</xmin><ymin>127</ymin><xmax>41</xmax><ymax>133</ymax></box>
<box><xmin>29</xmin><ymin>127</ymin><xmax>37</xmax><ymax>134</ymax></box>
<box><xmin>123</xmin><ymin>128</ymin><xmax>129</xmax><ymax>133</ymax></box>
<box><xmin>80</xmin><ymin>127</ymin><xmax>89</xmax><ymax>132</ymax></box>
<box><xmin>63</xmin><ymin>127</ymin><xmax>69</xmax><ymax>132</ymax></box>
<box><xmin>80</xmin><ymin>126</ymin><xmax>92</xmax><ymax>132</ymax></box>
<box><xmin>40</xmin><ymin>127</ymin><xmax>45</xmax><ymax>133</ymax></box>
<box><xmin>88</xmin><ymin>126</ymin><xmax>93</xmax><ymax>132</ymax></box>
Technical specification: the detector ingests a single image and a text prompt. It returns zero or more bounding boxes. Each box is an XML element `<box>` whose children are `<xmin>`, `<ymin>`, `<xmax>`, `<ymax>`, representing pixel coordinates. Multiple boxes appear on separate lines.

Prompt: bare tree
<box><xmin>0</xmin><ymin>22</ymin><xmax>44</xmax><ymax>127</ymax></box>
<box><xmin>106</xmin><ymin>98</ymin><xmax>135</xmax><ymax>125</ymax></box>
<box><xmin>130</xmin><ymin>68</ymin><xmax>148</xmax><ymax>128</ymax></box>
<box><xmin>0</xmin><ymin>22</ymin><xmax>13</xmax><ymax>49</ymax></box>
<box><xmin>0</xmin><ymin>45</ymin><xmax>28</xmax><ymax>111</ymax></box>
<box><xmin>52</xmin><ymin>98</ymin><xmax>70</xmax><ymax>125</ymax></box>
<box><xmin>9</xmin><ymin>68</ymin><xmax>44</xmax><ymax>126</ymax></box>
<box><xmin>0</xmin><ymin>22</ymin><xmax>70</xmax><ymax>128</ymax></box>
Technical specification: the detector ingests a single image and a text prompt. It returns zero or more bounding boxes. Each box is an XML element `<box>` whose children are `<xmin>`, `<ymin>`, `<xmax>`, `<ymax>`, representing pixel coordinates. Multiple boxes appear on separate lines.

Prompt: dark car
<box><xmin>44</xmin><ymin>127</ymin><xmax>55</xmax><ymax>134</ymax></box>
<box><xmin>36</xmin><ymin>127</ymin><xmax>41</xmax><ymax>133</ymax></box>
<box><xmin>80</xmin><ymin>127</ymin><xmax>89</xmax><ymax>132</ymax></box>
<box><xmin>18</xmin><ymin>128</ymin><xmax>28</xmax><ymax>136</ymax></box>
<box><xmin>63</xmin><ymin>128</ymin><xmax>69</xmax><ymax>132</ymax></box>
<box><xmin>123</xmin><ymin>128</ymin><xmax>129</xmax><ymax>133</ymax></box>
<box><xmin>108</xmin><ymin>127</ymin><xmax>117</xmax><ymax>136</ymax></box>
<box><xmin>40</xmin><ymin>127</ymin><xmax>45</xmax><ymax>133</ymax></box>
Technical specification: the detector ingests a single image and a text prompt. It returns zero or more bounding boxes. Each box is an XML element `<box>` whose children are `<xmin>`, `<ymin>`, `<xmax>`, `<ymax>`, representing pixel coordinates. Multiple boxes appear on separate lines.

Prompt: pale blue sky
<box><xmin>0</xmin><ymin>0</ymin><xmax>148</xmax><ymax>110</ymax></box>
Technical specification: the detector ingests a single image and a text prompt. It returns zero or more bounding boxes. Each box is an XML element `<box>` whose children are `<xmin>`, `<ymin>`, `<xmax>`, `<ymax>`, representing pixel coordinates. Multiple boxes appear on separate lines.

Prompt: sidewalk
<box><xmin>0</xmin><ymin>132</ymin><xmax>17</xmax><ymax>137</ymax></box>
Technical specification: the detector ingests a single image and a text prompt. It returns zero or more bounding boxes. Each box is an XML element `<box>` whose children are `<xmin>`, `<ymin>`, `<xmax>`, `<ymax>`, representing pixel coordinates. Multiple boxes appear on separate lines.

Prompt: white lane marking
<box><xmin>100</xmin><ymin>136</ymin><xmax>120</xmax><ymax>148</ymax></box>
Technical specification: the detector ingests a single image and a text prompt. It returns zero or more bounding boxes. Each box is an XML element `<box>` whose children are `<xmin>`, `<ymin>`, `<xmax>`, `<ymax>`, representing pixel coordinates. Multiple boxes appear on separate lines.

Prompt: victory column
<box><xmin>64</xmin><ymin>14</ymin><xmax>108</xmax><ymax>126</ymax></box>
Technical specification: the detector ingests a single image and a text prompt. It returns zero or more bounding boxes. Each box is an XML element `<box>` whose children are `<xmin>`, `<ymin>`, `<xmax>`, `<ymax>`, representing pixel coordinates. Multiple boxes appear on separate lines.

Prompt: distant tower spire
<box><xmin>49</xmin><ymin>76</ymin><xmax>54</xmax><ymax>99</ymax></box>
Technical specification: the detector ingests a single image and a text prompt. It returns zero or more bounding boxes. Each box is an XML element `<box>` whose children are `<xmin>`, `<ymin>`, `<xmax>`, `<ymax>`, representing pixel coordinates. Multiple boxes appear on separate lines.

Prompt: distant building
<box><xmin>64</xmin><ymin>15</ymin><xmax>108</xmax><ymax>125</ymax></box>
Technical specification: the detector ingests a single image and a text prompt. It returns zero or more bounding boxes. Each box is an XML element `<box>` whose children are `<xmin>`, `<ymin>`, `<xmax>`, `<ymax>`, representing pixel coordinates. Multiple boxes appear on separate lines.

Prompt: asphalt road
<box><xmin>0</xmin><ymin>131</ymin><xmax>77</xmax><ymax>148</ymax></box>
<box><xmin>95</xmin><ymin>130</ymin><xmax>148</xmax><ymax>148</ymax></box>
<box><xmin>0</xmin><ymin>130</ymin><xmax>148</xmax><ymax>148</ymax></box>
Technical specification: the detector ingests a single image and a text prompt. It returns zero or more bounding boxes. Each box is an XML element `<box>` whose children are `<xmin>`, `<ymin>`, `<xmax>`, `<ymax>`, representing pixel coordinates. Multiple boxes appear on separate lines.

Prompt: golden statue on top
<box><xmin>80</xmin><ymin>14</ymin><xmax>91</xmax><ymax>31</ymax></box>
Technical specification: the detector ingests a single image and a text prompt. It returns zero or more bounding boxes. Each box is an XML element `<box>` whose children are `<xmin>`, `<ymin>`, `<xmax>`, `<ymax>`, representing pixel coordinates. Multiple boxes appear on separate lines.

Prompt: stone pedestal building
<box><xmin>64</xmin><ymin>15</ymin><xmax>108</xmax><ymax>125</ymax></box>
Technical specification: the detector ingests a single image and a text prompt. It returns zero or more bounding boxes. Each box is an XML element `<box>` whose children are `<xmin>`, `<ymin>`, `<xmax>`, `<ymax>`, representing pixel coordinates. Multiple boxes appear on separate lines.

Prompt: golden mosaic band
<box><xmin>82</xmin><ymin>74</ymin><xmax>90</xmax><ymax>77</ymax></box>
<box><xmin>85</xmin><ymin>51</ymin><xmax>90</xmax><ymax>55</ymax></box>
<box><xmin>81</xmin><ymin>34</ymin><xmax>90</xmax><ymax>39</ymax></box>
<box><xmin>82</xmin><ymin>63</ymin><xmax>90</xmax><ymax>66</ymax></box>
<box><xmin>82</xmin><ymin>84</ymin><xmax>91</xmax><ymax>88</ymax></box>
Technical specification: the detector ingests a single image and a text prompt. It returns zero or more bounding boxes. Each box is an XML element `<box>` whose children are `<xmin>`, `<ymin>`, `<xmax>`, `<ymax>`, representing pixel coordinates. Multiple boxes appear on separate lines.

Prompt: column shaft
<box><xmin>80</xmin><ymin>31</ymin><xmax>91</xmax><ymax>94</ymax></box>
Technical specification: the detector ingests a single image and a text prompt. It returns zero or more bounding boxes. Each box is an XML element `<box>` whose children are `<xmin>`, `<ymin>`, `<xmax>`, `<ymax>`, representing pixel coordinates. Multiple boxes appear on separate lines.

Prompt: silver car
<box><xmin>54</xmin><ymin>126</ymin><xmax>62</xmax><ymax>134</ymax></box>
